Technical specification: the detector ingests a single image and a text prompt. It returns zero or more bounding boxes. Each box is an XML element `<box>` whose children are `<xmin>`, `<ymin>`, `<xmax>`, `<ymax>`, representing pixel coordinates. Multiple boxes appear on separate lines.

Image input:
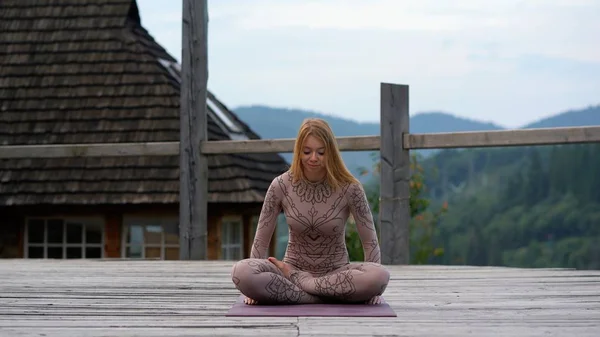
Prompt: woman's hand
<box><xmin>267</xmin><ymin>256</ymin><xmax>293</xmax><ymax>279</ymax></box>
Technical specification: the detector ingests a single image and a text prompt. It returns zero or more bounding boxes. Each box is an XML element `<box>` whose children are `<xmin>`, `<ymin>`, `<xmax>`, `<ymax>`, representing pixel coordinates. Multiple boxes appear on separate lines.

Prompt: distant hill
<box><xmin>234</xmin><ymin>105</ymin><xmax>505</xmax><ymax>177</ymax></box>
<box><xmin>233</xmin><ymin>103</ymin><xmax>600</xmax><ymax>268</ymax></box>
<box><xmin>412</xmin><ymin>104</ymin><xmax>600</xmax><ymax>270</ymax></box>
<box><xmin>523</xmin><ymin>105</ymin><xmax>600</xmax><ymax>129</ymax></box>
<box><xmin>410</xmin><ymin>112</ymin><xmax>503</xmax><ymax>133</ymax></box>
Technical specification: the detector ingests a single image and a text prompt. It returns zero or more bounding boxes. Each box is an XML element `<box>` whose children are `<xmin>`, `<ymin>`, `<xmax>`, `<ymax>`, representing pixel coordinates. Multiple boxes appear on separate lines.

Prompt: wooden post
<box><xmin>179</xmin><ymin>0</ymin><xmax>208</xmax><ymax>260</ymax></box>
<box><xmin>379</xmin><ymin>83</ymin><xmax>410</xmax><ymax>265</ymax></box>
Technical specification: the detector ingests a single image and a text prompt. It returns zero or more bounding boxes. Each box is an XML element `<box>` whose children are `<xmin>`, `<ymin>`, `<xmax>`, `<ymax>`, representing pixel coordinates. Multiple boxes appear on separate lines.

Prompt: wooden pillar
<box><xmin>180</xmin><ymin>0</ymin><xmax>209</xmax><ymax>260</ymax></box>
<box><xmin>379</xmin><ymin>83</ymin><xmax>410</xmax><ymax>265</ymax></box>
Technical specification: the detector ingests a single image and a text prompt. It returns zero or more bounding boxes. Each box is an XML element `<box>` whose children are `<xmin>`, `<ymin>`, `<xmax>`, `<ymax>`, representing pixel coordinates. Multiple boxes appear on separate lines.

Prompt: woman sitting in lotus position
<box><xmin>231</xmin><ymin>118</ymin><xmax>390</xmax><ymax>305</ymax></box>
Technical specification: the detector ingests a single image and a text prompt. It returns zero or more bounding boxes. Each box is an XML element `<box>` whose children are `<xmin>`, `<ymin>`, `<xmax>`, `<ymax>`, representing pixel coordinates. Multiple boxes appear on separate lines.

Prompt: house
<box><xmin>0</xmin><ymin>0</ymin><xmax>289</xmax><ymax>260</ymax></box>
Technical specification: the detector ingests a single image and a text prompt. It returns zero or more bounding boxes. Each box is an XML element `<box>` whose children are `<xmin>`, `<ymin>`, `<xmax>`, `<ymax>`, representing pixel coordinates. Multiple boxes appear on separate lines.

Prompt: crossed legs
<box><xmin>231</xmin><ymin>258</ymin><xmax>390</xmax><ymax>305</ymax></box>
<box><xmin>231</xmin><ymin>258</ymin><xmax>322</xmax><ymax>304</ymax></box>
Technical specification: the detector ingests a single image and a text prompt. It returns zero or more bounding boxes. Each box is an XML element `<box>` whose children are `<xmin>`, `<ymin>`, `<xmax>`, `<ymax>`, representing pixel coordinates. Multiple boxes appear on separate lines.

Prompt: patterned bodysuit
<box><xmin>231</xmin><ymin>171</ymin><xmax>390</xmax><ymax>304</ymax></box>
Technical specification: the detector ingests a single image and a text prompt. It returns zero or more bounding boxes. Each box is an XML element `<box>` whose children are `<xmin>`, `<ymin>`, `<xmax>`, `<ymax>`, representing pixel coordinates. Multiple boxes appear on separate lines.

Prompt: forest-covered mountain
<box><xmin>523</xmin><ymin>105</ymin><xmax>600</xmax><ymax>129</ymax></box>
<box><xmin>234</xmin><ymin>105</ymin><xmax>505</xmax><ymax>178</ymax></box>
<box><xmin>235</xmin><ymin>103</ymin><xmax>600</xmax><ymax>269</ymax></box>
<box><xmin>420</xmin><ymin>143</ymin><xmax>600</xmax><ymax>270</ymax></box>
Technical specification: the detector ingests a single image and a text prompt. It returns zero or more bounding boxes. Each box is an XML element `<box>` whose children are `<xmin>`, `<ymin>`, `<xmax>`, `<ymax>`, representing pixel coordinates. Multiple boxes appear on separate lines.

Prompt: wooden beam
<box><xmin>179</xmin><ymin>0</ymin><xmax>208</xmax><ymax>260</ymax></box>
<box><xmin>200</xmin><ymin>135</ymin><xmax>380</xmax><ymax>154</ymax></box>
<box><xmin>405</xmin><ymin>125</ymin><xmax>600</xmax><ymax>149</ymax></box>
<box><xmin>379</xmin><ymin>83</ymin><xmax>410</xmax><ymax>265</ymax></box>
<box><xmin>0</xmin><ymin>136</ymin><xmax>379</xmax><ymax>159</ymax></box>
<box><xmin>3</xmin><ymin>125</ymin><xmax>599</xmax><ymax>159</ymax></box>
<box><xmin>0</xmin><ymin>142</ymin><xmax>179</xmax><ymax>159</ymax></box>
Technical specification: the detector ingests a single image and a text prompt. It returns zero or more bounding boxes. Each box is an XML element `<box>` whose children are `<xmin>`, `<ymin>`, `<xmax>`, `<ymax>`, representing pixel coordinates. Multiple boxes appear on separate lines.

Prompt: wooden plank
<box><xmin>200</xmin><ymin>135</ymin><xmax>380</xmax><ymax>154</ymax></box>
<box><xmin>0</xmin><ymin>260</ymin><xmax>599</xmax><ymax>337</ymax></box>
<box><xmin>405</xmin><ymin>125</ymin><xmax>600</xmax><ymax>149</ymax></box>
<box><xmin>179</xmin><ymin>0</ymin><xmax>208</xmax><ymax>260</ymax></box>
<box><xmin>0</xmin><ymin>136</ymin><xmax>380</xmax><ymax>159</ymax></box>
<box><xmin>0</xmin><ymin>326</ymin><xmax>298</xmax><ymax>337</ymax></box>
<box><xmin>3</xmin><ymin>125</ymin><xmax>599</xmax><ymax>159</ymax></box>
<box><xmin>379</xmin><ymin>83</ymin><xmax>410</xmax><ymax>265</ymax></box>
<box><xmin>0</xmin><ymin>142</ymin><xmax>179</xmax><ymax>159</ymax></box>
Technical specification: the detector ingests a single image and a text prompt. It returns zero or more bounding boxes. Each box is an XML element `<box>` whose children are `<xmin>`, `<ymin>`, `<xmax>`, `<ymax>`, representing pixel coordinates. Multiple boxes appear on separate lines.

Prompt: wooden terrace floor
<box><xmin>0</xmin><ymin>260</ymin><xmax>599</xmax><ymax>336</ymax></box>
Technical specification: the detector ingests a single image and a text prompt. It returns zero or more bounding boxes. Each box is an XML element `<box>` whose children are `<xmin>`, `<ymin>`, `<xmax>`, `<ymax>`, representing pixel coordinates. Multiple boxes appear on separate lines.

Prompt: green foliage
<box><xmin>345</xmin><ymin>221</ymin><xmax>364</xmax><ymax>262</ymax></box>
<box><xmin>420</xmin><ymin>143</ymin><xmax>600</xmax><ymax>270</ymax></box>
<box><xmin>345</xmin><ymin>154</ymin><xmax>447</xmax><ymax>264</ymax></box>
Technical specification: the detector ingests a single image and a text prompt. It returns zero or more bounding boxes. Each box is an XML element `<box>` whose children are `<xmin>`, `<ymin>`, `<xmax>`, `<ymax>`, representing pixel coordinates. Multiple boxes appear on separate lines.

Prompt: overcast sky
<box><xmin>136</xmin><ymin>0</ymin><xmax>600</xmax><ymax>128</ymax></box>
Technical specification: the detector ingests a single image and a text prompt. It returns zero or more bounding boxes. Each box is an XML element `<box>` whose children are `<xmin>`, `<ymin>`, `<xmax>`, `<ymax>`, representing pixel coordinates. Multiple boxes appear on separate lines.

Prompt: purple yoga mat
<box><xmin>226</xmin><ymin>295</ymin><xmax>397</xmax><ymax>317</ymax></box>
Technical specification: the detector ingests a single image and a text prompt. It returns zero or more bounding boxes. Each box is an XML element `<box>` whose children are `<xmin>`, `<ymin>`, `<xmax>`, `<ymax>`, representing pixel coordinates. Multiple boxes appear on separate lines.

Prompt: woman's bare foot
<box><xmin>365</xmin><ymin>296</ymin><xmax>384</xmax><ymax>305</ymax></box>
<box><xmin>244</xmin><ymin>297</ymin><xmax>258</xmax><ymax>305</ymax></box>
<box><xmin>267</xmin><ymin>256</ymin><xmax>293</xmax><ymax>279</ymax></box>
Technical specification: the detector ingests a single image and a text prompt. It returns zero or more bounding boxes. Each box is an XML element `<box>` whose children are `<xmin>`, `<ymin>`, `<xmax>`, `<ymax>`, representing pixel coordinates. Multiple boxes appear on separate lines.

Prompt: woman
<box><xmin>231</xmin><ymin>118</ymin><xmax>390</xmax><ymax>305</ymax></box>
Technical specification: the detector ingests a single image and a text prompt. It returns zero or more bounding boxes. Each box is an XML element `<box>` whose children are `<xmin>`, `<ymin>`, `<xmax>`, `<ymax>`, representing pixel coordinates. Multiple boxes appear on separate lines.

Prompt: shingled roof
<box><xmin>0</xmin><ymin>0</ymin><xmax>289</xmax><ymax>205</ymax></box>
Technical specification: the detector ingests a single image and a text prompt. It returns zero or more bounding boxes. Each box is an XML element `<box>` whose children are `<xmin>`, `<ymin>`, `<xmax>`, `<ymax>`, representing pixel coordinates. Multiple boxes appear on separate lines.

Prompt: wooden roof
<box><xmin>0</xmin><ymin>0</ymin><xmax>289</xmax><ymax>206</ymax></box>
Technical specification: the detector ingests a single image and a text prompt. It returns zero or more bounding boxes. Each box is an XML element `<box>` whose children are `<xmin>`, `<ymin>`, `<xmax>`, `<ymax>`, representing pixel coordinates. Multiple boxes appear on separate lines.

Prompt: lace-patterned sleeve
<box><xmin>347</xmin><ymin>182</ymin><xmax>382</xmax><ymax>264</ymax></box>
<box><xmin>250</xmin><ymin>177</ymin><xmax>283</xmax><ymax>259</ymax></box>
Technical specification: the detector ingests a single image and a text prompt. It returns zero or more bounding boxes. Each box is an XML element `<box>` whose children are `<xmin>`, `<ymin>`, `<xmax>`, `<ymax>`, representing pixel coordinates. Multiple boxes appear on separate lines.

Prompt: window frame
<box><xmin>220</xmin><ymin>215</ymin><xmax>244</xmax><ymax>260</ymax></box>
<box><xmin>23</xmin><ymin>216</ymin><xmax>105</xmax><ymax>259</ymax></box>
<box><xmin>121</xmin><ymin>215</ymin><xmax>180</xmax><ymax>260</ymax></box>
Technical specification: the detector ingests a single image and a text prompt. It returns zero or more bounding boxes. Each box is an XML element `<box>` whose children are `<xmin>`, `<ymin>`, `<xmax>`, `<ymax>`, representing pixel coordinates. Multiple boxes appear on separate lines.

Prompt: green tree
<box><xmin>346</xmin><ymin>154</ymin><xmax>447</xmax><ymax>264</ymax></box>
<box><xmin>525</xmin><ymin>148</ymin><xmax>547</xmax><ymax>205</ymax></box>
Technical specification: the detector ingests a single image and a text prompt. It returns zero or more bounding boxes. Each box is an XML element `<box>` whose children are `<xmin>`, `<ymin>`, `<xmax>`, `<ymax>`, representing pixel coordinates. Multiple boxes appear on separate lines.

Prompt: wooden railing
<box><xmin>2</xmin><ymin>0</ymin><xmax>600</xmax><ymax>264</ymax></box>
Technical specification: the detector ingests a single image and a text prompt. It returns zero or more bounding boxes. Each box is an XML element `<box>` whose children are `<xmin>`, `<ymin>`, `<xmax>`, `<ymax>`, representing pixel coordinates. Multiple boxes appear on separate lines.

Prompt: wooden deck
<box><xmin>0</xmin><ymin>260</ymin><xmax>599</xmax><ymax>336</ymax></box>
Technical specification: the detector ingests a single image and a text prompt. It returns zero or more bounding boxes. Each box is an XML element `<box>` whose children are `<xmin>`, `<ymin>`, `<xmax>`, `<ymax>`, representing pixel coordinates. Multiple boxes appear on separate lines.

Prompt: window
<box><xmin>251</xmin><ymin>215</ymin><xmax>259</xmax><ymax>240</ymax></box>
<box><xmin>248</xmin><ymin>215</ymin><xmax>259</xmax><ymax>256</ymax></box>
<box><xmin>24</xmin><ymin>217</ymin><xmax>104</xmax><ymax>259</ymax></box>
<box><xmin>122</xmin><ymin>216</ymin><xmax>179</xmax><ymax>260</ymax></box>
<box><xmin>221</xmin><ymin>216</ymin><xmax>243</xmax><ymax>260</ymax></box>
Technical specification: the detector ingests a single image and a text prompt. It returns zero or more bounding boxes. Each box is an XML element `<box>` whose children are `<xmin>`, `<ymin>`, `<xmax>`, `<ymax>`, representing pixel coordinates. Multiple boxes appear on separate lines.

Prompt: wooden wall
<box><xmin>206</xmin><ymin>203</ymin><xmax>276</xmax><ymax>260</ymax></box>
<box><xmin>105</xmin><ymin>213</ymin><xmax>121</xmax><ymax>258</ymax></box>
<box><xmin>1</xmin><ymin>203</ymin><xmax>275</xmax><ymax>261</ymax></box>
<box><xmin>0</xmin><ymin>210</ymin><xmax>22</xmax><ymax>258</ymax></box>
<box><xmin>207</xmin><ymin>213</ymin><xmax>220</xmax><ymax>260</ymax></box>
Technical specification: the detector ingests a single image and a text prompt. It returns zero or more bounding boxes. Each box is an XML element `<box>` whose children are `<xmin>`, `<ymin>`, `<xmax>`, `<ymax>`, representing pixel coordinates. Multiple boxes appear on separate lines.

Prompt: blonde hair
<box><xmin>288</xmin><ymin>118</ymin><xmax>359</xmax><ymax>189</ymax></box>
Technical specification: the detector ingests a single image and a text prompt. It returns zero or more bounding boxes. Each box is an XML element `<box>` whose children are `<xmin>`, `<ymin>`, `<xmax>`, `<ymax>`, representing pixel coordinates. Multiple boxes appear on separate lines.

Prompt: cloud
<box><xmin>136</xmin><ymin>0</ymin><xmax>600</xmax><ymax>127</ymax></box>
<box><xmin>214</xmin><ymin>0</ymin><xmax>511</xmax><ymax>31</ymax></box>
<box><xmin>210</xmin><ymin>0</ymin><xmax>599</xmax><ymax>63</ymax></box>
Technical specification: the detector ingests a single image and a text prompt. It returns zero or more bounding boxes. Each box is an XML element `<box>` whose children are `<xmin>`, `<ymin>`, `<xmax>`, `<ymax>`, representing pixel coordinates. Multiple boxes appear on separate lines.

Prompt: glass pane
<box><xmin>86</xmin><ymin>247</ymin><xmax>102</xmax><ymax>259</ymax></box>
<box><xmin>66</xmin><ymin>223</ymin><xmax>83</xmax><ymax>244</ymax></box>
<box><xmin>28</xmin><ymin>246</ymin><xmax>44</xmax><ymax>258</ymax></box>
<box><xmin>145</xmin><ymin>247</ymin><xmax>161</xmax><ymax>259</ymax></box>
<box><xmin>28</xmin><ymin>219</ymin><xmax>44</xmax><ymax>244</ymax></box>
<box><xmin>47</xmin><ymin>219</ymin><xmax>64</xmax><ymax>244</ymax></box>
<box><xmin>86</xmin><ymin>223</ymin><xmax>103</xmax><ymax>244</ymax></box>
<box><xmin>251</xmin><ymin>216</ymin><xmax>259</xmax><ymax>236</ymax></box>
<box><xmin>66</xmin><ymin>247</ymin><xmax>82</xmax><ymax>259</ymax></box>
<box><xmin>230</xmin><ymin>221</ymin><xmax>241</xmax><ymax>244</ymax></box>
<box><xmin>232</xmin><ymin>246</ymin><xmax>241</xmax><ymax>260</ymax></box>
<box><xmin>127</xmin><ymin>225</ymin><xmax>144</xmax><ymax>245</ymax></box>
<box><xmin>221</xmin><ymin>222</ymin><xmax>229</xmax><ymax>245</ymax></box>
<box><xmin>164</xmin><ymin>222</ymin><xmax>179</xmax><ymax>245</ymax></box>
<box><xmin>47</xmin><ymin>247</ymin><xmax>63</xmax><ymax>259</ymax></box>
<box><xmin>127</xmin><ymin>245</ymin><xmax>143</xmax><ymax>258</ymax></box>
<box><xmin>221</xmin><ymin>247</ymin><xmax>227</xmax><ymax>260</ymax></box>
<box><xmin>144</xmin><ymin>226</ymin><xmax>163</xmax><ymax>245</ymax></box>
<box><xmin>165</xmin><ymin>247</ymin><xmax>179</xmax><ymax>260</ymax></box>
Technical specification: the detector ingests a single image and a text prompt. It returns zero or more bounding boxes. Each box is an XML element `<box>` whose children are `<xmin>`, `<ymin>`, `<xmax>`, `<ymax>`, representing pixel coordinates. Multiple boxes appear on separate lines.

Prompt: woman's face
<box><xmin>301</xmin><ymin>135</ymin><xmax>326</xmax><ymax>175</ymax></box>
